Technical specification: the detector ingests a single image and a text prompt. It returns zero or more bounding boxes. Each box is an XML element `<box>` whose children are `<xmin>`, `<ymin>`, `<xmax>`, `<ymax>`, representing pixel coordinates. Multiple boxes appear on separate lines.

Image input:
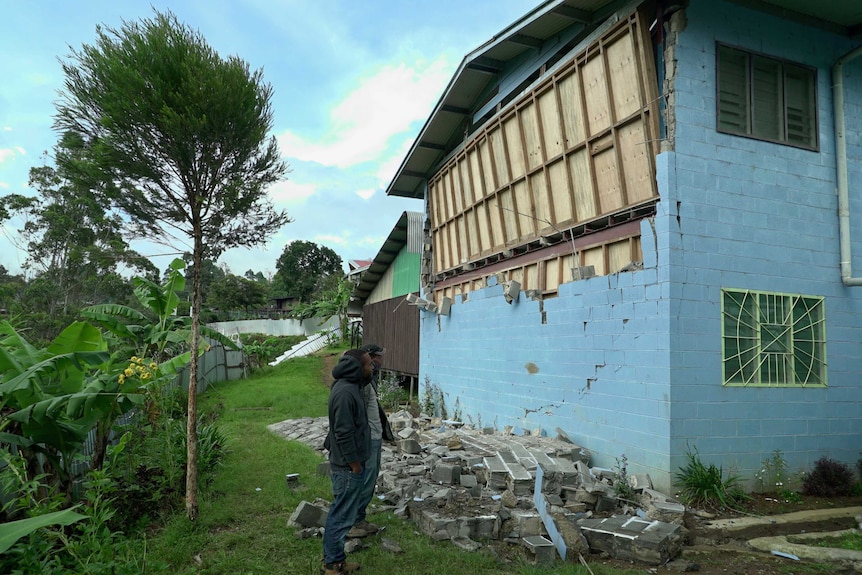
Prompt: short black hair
<box><xmin>360</xmin><ymin>344</ymin><xmax>385</xmax><ymax>356</ymax></box>
<box><xmin>343</xmin><ymin>349</ymin><xmax>368</xmax><ymax>361</ymax></box>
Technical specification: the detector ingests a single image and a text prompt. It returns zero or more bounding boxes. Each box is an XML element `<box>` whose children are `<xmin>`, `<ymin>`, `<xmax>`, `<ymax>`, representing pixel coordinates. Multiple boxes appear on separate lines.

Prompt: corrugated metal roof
<box><xmin>385</xmin><ymin>0</ymin><xmax>862</xmax><ymax>200</ymax></box>
<box><xmin>352</xmin><ymin>211</ymin><xmax>425</xmax><ymax>304</ymax></box>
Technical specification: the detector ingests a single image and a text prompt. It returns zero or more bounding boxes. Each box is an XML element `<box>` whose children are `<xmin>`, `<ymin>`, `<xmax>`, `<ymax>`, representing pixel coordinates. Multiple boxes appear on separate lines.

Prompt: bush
<box><xmin>802</xmin><ymin>457</ymin><xmax>856</xmax><ymax>497</ymax></box>
<box><xmin>674</xmin><ymin>446</ymin><xmax>748</xmax><ymax>510</ymax></box>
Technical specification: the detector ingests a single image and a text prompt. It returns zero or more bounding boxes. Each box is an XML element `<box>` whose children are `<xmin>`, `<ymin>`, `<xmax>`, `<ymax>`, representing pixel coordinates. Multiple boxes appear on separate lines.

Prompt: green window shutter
<box><xmin>785</xmin><ymin>64</ymin><xmax>816</xmax><ymax>148</ymax></box>
<box><xmin>717</xmin><ymin>46</ymin><xmax>750</xmax><ymax>135</ymax></box>
<box><xmin>752</xmin><ymin>55</ymin><xmax>784</xmax><ymax>141</ymax></box>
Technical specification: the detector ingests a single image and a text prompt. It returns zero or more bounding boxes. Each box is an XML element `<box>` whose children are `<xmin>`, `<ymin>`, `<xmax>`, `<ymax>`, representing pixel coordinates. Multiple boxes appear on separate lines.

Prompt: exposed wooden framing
<box><xmin>427</xmin><ymin>10</ymin><xmax>659</xmax><ymax>297</ymax></box>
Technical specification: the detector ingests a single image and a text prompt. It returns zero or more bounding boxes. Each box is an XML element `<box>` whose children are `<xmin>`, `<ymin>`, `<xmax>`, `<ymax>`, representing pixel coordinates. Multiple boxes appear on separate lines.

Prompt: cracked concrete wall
<box><xmin>418</xmin><ymin>216</ymin><xmax>674</xmax><ymax>492</ymax></box>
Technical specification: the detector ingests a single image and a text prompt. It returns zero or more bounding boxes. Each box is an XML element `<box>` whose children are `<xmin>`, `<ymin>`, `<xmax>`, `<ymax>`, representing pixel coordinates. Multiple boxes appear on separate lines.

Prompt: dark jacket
<box><xmin>325</xmin><ymin>355</ymin><xmax>370</xmax><ymax>467</ymax></box>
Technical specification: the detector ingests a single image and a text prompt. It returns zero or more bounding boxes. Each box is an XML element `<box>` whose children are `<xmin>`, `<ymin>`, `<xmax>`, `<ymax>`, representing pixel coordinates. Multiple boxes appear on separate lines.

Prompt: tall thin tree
<box><xmin>53</xmin><ymin>10</ymin><xmax>291</xmax><ymax>519</ymax></box>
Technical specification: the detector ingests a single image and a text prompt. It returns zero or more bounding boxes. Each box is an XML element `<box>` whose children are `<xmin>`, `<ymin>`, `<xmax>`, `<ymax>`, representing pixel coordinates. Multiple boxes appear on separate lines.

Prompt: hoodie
<box><xmin>325</xmin><ymin>354</ymin><xmax>370</xmax><ymax>467</ymax></box>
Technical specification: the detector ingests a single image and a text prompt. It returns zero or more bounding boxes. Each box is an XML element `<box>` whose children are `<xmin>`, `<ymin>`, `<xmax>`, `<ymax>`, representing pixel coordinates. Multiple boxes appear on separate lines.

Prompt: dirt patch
<box><xmin>319</xmin><ymin>351</ymin><xmax>341</xmax><ymax>388</ymax></box>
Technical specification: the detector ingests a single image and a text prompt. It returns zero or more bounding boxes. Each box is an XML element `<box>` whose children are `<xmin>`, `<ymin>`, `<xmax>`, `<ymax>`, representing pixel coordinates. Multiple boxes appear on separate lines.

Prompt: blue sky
<box><xmin>0</xmin><ymin>0</ymin><xmax>539</xmax><ymax>277</ymax></box>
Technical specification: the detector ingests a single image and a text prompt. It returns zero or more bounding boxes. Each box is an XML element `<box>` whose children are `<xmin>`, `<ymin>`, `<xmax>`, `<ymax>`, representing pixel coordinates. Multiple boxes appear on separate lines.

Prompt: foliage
<box><xmin>54</xmin><ymin>7</ymin><xmax>290</xmax><ymax>519</ymax></box>
<box><xmin>753</xmin><ymin>448</ymin><xmax>802</xmax><ymax>503</ymax></box>
<box><xmin>207</xmin><ymin>273</ymin><xmax>269</xmax><ymax>315</ymax></box>
<box><xmin>289</xmin><ymin>279</ymin><xmax>352</xmax><ymax>340</ymax></box>
<box><xmin>806</xmin><ymin>530</ymin><xmax>862</xmax><ymax>551</ymax></box>
<box><xmin>376</xmin><ymin>373</ymin><xmax>409</xmax><ymax>411</ymax></box>
<box><xmin>0</xmin><ymin>319</ymin><xmax>141</xmax><ymax>496</ymax></box>
<box><xmin>238</xmin><ymin>333</ymin><xmax>305</xmax><ymax>371</ymax></box>
<box><xmin>674</xmin><ymin>446</ymin><xmax>748</xmax><ymax>510</ymax></box>
<box><xmin>421</xmin><ymin>376</ymin><xmax>446</xmax><ymax>418</ymax></box>
<box><xmin>802</xmin><ymin>456</ymin><xmax>857</xmax><ymax>497</ymax></box>
<box><xmin>272</xmin><ymin>240</ymin><xmax>343</xmax><ymax>303</ymax></box>
<box><xmin>613</xmin><ymin>454</ymin><xmax>638</xmax><ymax>502</ymax></box>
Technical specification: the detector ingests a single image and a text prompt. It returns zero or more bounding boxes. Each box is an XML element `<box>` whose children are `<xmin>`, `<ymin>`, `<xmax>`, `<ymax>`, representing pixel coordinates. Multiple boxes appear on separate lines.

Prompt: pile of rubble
<box><xmin>268</xmin><ymin>411</ymin><xmax>687</xmax><ymax>566</ymax></box>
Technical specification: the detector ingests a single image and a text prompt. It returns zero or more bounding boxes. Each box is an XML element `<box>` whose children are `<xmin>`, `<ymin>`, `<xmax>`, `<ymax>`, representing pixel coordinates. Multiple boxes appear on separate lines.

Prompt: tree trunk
<box><xmin>185</xmin><ymin>235</ymin><xmax>202</xmax><ymax>521</ymax></box>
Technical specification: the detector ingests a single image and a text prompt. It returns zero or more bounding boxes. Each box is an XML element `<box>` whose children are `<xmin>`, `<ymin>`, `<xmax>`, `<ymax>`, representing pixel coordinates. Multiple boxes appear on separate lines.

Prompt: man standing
<box><xmin>348</xmin><ymin>344</ymin><xmax>392</xmax><ymax>538</ymax></box>
<box><xmin>322</xmin><ymin>349</ymin><xmax>373</xmax><ymax>575</ymax></box>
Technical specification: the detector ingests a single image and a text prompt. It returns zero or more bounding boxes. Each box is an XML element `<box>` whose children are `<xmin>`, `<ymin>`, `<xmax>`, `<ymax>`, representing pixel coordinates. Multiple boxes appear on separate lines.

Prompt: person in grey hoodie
<box><xmin>321</xmin><ymin>349</ymin><xmax>372</xmax><ymax>575</ymax></box>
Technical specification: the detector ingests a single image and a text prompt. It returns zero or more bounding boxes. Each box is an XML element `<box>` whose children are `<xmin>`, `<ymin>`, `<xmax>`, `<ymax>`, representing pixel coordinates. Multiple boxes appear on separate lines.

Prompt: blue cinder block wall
<box><xmin>418</xmin><ymin>0</ymin><xmax>862</xmax><ymax>492</ymax></box>
<box><xmin>667</xmin><ymin>0</ymin><xmax>862</xmax><ymax>484</ymax></box>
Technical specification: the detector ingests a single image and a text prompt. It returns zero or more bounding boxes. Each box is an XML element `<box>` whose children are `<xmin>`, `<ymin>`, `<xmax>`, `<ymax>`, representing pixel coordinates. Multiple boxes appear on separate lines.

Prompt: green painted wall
<box><xmin>392</xmin><ymin>248</ymin><xmax>420</xmax><ymax>297</ymax></box>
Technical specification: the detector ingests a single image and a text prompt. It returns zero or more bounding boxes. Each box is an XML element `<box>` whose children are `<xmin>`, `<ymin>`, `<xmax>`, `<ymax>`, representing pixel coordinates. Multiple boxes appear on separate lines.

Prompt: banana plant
<box><xmin>0</xmin><ymin>320</ymin><xmax>119</xmax><ymax>497</ymax></box>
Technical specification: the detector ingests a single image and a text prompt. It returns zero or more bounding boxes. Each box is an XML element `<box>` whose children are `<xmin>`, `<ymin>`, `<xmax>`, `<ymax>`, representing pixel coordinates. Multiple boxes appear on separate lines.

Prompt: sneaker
<box><xmin>354</xmin><ymin>520</ymin><xmax>379</xmax><ymax>534</ymax></box>
<box><xmin>320</xmin><ymin>560</ymin><xmax>360</xmax><ymax>574</ymax></box>
<box><xmin>346</xmin><ymin>525</ymin><xmax>369</xmax><ymax>538</ymax></box>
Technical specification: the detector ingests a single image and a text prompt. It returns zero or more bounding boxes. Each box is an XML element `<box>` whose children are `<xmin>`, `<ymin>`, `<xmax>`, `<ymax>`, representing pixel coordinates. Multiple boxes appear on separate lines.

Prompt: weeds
<box><xmin>802</xmin><ymin>457</ymin><xmax>856</xmax><ymax>497</ymax></box>
<box><xmin>674</xmin><ymin>446</ymin><xmax>748</xmax><ymax>510</ymax></box>
<box><xmin>613</xmin><ymin>454</ymin><xmax>637</xmax><ymax>502</ymax></box>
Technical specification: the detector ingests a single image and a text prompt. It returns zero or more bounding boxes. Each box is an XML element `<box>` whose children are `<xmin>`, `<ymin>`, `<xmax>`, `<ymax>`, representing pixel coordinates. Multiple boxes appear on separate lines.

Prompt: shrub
<box><xmin>674</xmin><ymin>446</ymin><xmax>748</xmax><ymax>510</ymax></box>
<box><xmin>802</xmin><ymin>457</ymin><xmax>856</xmax><ymax>497</ymax></box>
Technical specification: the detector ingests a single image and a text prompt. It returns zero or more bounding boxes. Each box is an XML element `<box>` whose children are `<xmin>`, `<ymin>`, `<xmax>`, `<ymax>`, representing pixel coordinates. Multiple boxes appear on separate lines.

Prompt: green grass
<box><xmin>143</xmin><ymin>347</ymin><xmax>642</xmax><ymax>575</ymax></box>
<box><xmin>805</xmin><ymin>530</ymin><xmax>862</xmax><ymax>551</ymax></box>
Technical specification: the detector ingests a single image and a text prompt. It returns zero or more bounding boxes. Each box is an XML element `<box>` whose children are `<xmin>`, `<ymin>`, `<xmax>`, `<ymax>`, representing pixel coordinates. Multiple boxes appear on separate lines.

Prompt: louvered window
<box><xmin>716</xmin><ymin>44</ymin><xmax>817</xmax><ymax>150</ymax></box>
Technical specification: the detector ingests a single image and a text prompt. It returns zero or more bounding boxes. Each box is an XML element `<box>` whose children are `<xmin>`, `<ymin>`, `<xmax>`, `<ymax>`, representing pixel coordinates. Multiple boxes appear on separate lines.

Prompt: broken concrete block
<box><xmin>534</xmin><ymin>465</ymin><xmax>589</xmax><ymax>561</ymax></box>
<box><xmin>629</xmin><ymin>473</ymin><xmax>653</xmax><ymax>491</ymax></box>
<box><xmin>459</xmin><ymin>474</ymin><xmax>478</xmax><ymax>488</ymax></box>
<box><xmin>522</xmin><ymin>535</ymin><xmax>556</xmax><ymax>565</ymax></box>
<box><xmin>482</xmin><ymin>455</ymin><xmax>508</xmax><ymax>490</ymax></box>
<box><xmin>578</xmin><ymin>515</ymin><xmax>684</xmax><ymax>565</ymax></box>
<box><xmin>501</xmin><ymin>489</ymin><xmax>518</xmax><ymax>508</ymax></box>
<box><xmin>432</xmin><ymin>463</ymin><xmax>460</xmax><ymax>484</ymax></box>
<box><xmin>399</xmin><ymin>438</ymin><xmax>422</xmax><ymax>454</ymax></box>
<box><xmin>398</xmin><ymin>427</ymin><xmax>417</xmax><ymax>440</ymax></box>
<box><xmin>317</xmin><ymin>461</ymin><xmax>331</xmax><ymax>476</ymax></box>
<box><xmin>450</xmin><ymin>536</ymin><xmax>482</xmax><ymax>552</ymax></box>
<box><xmin>289</xmin><ymin>500</ymin><xmax>328</xmax><ymax>528</ymax></box>
<box><xmin>389</xmin><ymin>410</ymin><xmax>414</xmax><ymax>432</ymax></box>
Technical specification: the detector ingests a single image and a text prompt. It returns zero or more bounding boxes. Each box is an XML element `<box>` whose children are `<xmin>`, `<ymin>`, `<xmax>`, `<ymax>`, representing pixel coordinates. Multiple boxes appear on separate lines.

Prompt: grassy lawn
<box><xmin>144</xmin><ymin>347</ymin><xmax>640</xmax><ymax>575</ymax></box>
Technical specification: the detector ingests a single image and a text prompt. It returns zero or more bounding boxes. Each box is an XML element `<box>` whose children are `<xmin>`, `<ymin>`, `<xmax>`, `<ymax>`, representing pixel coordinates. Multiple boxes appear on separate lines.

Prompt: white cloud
<box><xmin>2</xmin><ymin>127</ymin><xmax>11</xmax><ymax>132</ymax></box>
<box><xmin>276</xmin><ymin>57</ymin><xmax>453</xmax><ymax>169</ymax></box>
<box><xmin>266</xmin><ymin>179</ymin><xmax>317</xmax><ymax>206</ymax></box>
<box><xmin>0</xmin><ymin>182</ymin><xmax>9</xmax><ymax>189</ymax></box>
<box><xmin>355</xmin><ymin>188</ymin><xmax>375</xmax><ymax>200</ymax></box>
<box><xmin>0</xmin><ymin>147</ymin><xmax>25</xmax><ymax>164</ymax></box>
<box><xmin>315</xmin><ymin>234</ymin><xmax>348</xmax><ymax>245</ymax></box>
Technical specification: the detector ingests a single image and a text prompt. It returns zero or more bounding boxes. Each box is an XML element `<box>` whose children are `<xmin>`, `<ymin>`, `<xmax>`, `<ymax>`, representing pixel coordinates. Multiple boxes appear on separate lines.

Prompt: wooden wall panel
<box><xmin>618</xmin><ymin>120</ymin><xmax>653</xmax><ymax>203</ymax></box>
<box><xmin>559</xmin><ymin>71</ymin><xmax>585</xmax><ymax>146</ymax></box>
<box><xmin>521</xmin><ymin>103</ymin><xmax>544</xmax><ymax>170</ymax></box>
<box><xmin>547</xmin><ymin>158</ymin><xmax>572</xmax><ymax>226</ymax></box>
<box><xmin>608</xmin><ymin>238</ymin><xmax>633</xmax><ymax>271</ymax></box>
<box><xmin>583</xmin><ymin>246</ymin><xmax>606</xmax><ymax>276</ymax></box>
<box><xmin>606</xmin><ymin>32</ymin><xmax>640</xmax><ymax>121</ymax></box>
<box><xmin>427</xmin><ymin>11</ymin><xmax>658</xmax><ymax>293</ymax></box>
<box><xmin>569</xmin><ymin>149</ymin><xmax>595</xmax><ymax>219</ymax></box>
<box><xmin>531</xmin><ymin>172</ymin><xmax>552</xmax><ymax>233</ymax></box>
<box><xmin>504</xmin><ymin>115</ymin><xmax>525</xmax><ymax>180</ymax></box>
<box><xmin>594</xmin><ymin>148</ymin><xmax>623</xmax><ymax>213</ymax></box>
<box><xmin>582</xmin><ymin>54</ymin><xmax>611</xmax><ymax>136</ymax></box>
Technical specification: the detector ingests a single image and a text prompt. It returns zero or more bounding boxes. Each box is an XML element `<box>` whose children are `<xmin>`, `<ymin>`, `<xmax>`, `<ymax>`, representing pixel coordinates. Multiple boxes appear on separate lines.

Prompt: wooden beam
<box><xmin>508</xmin><ymin>33</ymin><xmax>543</xmax><ymax>49</ymax></box>
<box><xmin>440</xmin><ymin>104</ymin><xmax>470</xmax><ymax>115</ymax></box>
<box><xmin>417</xmin><ymin>141</ymin><xmax>447</xmax><ymax>151</ymax></box>
<box><xmin>552</xmin><ymin>5</ymin><xmax>592</xmax><ymax>23</ymax></box>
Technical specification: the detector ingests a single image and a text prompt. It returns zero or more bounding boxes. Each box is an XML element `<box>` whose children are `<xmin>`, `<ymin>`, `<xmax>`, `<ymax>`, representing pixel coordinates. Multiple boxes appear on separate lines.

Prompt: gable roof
<box><xmin>352</xmin><ymin>211</ymin><xmax>425</xmax><ymax>304</ymax></box>
<box><xmin>385</xmin><ymin>0</ymin><xmax>862</xmax><ymax>201</ymax></box>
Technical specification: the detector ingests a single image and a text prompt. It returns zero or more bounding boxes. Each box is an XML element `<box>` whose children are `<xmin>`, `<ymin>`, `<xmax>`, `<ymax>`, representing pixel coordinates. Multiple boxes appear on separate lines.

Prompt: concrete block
<box><xmin>459</xmin><ymin>474</ymin><xmax>478</xmax><ymax>488</ymax></box>
<box><xmin>289</xmin><ymin>500</ymin><xmax>328</xmax><ymax>528</ymax></box>
<box><xmin>399</xmin><ymin>438</ymin><xmax>422</xmax><ymax>454</ymax></box>
<box><xmin>432</xmin><ymin>463</ymin><xmax>461</xmax><ymax>484</ymax></box>
<box><xmin>316</xmin><ymin>461</ymin><xmax>331</xmax><ymax>476</ymax></box>
<box><xmin>578</xmin><ymin>515</ymin><xmax>684</xmax><ymax>565</ymax></box>
<box><xmin>482</xmin><ymin>455</ymin><xmax>509</xmax><ymax>490</ymax></box>
<box><xmin>522</xmin><ymin>535</ymin><xmax>556</xmax><ymax>565</ymax></box>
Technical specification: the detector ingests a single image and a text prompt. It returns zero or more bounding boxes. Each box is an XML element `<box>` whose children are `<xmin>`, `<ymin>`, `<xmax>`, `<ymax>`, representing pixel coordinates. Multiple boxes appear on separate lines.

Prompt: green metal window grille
<box><xmin>722</xmin><ymin>289</ymin><xmax>826</xmax><ymax>387</ymax></box>
<box><xmin>716</xmin><ymin>44</ymin><xmax>817</xmax><ymax>150</ymax></box>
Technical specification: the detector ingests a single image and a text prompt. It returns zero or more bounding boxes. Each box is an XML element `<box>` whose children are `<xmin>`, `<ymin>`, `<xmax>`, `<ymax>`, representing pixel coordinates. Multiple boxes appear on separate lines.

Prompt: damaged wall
<box><xmin>419</xmin><ymin>216</ymin><xmax>675</xmax><ymax>491</ymax></box>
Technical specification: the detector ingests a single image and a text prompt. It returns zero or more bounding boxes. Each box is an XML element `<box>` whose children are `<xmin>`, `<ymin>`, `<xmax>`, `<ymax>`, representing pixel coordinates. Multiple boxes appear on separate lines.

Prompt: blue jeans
<box><xmin>323</xmin><ymin>464</ymin><xmax>365</xmax><ymax>564</ymax></box>
<box><xmin>355</xmin><ymin>439</ymin><xmax>381</xmax><ymax>524</ymax></box>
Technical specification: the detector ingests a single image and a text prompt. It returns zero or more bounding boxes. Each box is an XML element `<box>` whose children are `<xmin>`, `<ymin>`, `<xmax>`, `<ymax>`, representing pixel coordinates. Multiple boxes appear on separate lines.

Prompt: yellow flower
<box><xmin>131</xmin><ymin>356</ymin><xmax>139</xmax><ymax>363</ymax></box>
<box><xmin>118</xmin><ymin>374</ymin><xmax>125</xmax><ymax>384</ymax></box>
<box><xmin>150</xmin><ymin>362</ymin><xmax>158</xmax><ymax>369</ymax></box>
<box><xmin>141</xmin><ymin>372</ymin><xmax>151</xmax><ymax>380</ymax></box>
<box><xmin>124</xmin><ymin>367</ymin><xmax>135</xmax><ymax>377</ymax></box>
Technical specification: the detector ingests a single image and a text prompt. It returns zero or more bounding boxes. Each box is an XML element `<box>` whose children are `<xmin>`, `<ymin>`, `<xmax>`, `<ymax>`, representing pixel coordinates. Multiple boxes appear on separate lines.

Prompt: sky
<box><xmin>0</xmin><ymin>0</ymin><xmax>541</xmax><ymax>278</ymax></box>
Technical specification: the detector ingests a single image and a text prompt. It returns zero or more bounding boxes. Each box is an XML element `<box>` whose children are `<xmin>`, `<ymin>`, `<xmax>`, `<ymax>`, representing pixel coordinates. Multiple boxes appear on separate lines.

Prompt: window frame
<box><xmin>721</xmin><ymin>288</ymin><xmax>827</xmax><ymax>388</ymax></box>
<box><xmin>715</xmin><ymin>43</ymin><xmax>819</xmax><ymax>151</ymax></box>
